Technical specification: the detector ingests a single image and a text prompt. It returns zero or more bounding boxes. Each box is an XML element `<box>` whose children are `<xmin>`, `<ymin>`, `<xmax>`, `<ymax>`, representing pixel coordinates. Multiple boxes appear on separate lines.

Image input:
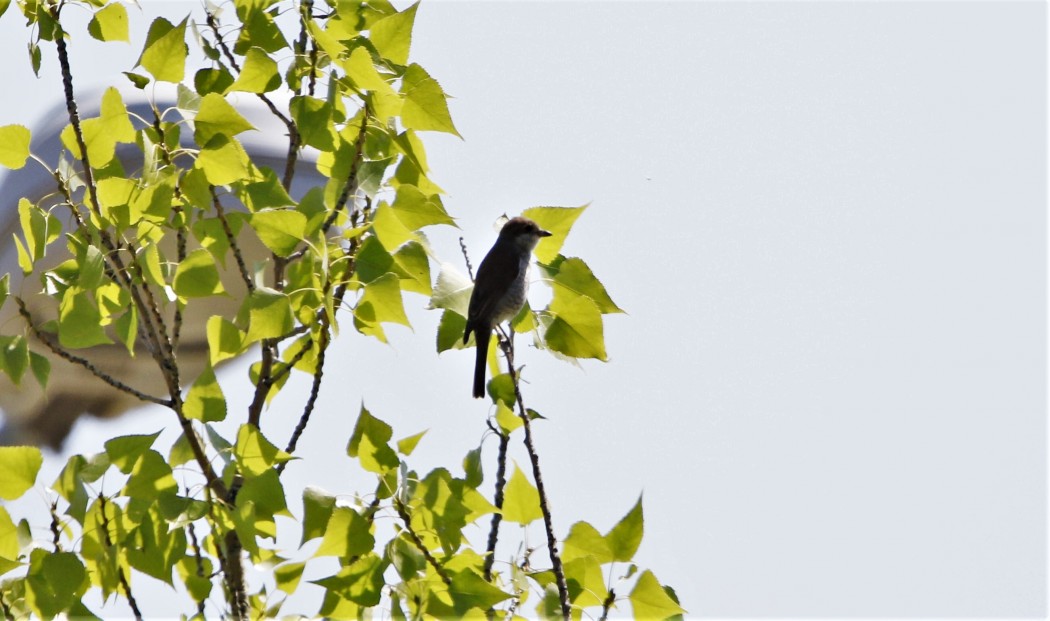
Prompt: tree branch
<box><xmin>483</xmin><ymin>423</ymin><xmax>509</xmax><ymax>583</ymax></box>
<box><xmin>98</xmin><ymin>494</ymin><xmax>144</xmax><ymax>621</ymax></box>
<box><xmin>394</xmin><ymin>498</ymin><xmax>452</xmax><ymax>587</ymax></box>
<box><xmin>15</xmin><ymin>297</ymin><xmax>172</xmax><ymax>408</ymax></box>
<box><xmin>502</xmin><ymin>336</ymin><xmax>571</xmax><ymax>620</ymax></box>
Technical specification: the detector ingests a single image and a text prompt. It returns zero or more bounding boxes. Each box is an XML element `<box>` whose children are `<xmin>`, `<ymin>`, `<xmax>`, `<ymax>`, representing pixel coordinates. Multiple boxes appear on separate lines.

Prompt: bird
<box><xmin>463</xmin><ymin>217</ymin><xmax>552</xmax><ymax>398</ymax></box>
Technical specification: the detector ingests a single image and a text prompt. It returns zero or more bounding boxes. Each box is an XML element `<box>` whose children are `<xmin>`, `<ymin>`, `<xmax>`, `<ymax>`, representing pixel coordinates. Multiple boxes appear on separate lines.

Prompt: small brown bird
<box><xmin>463</xmin><ymin>217</ymin><xmax>552</xmax><ymax>398</ymax></box>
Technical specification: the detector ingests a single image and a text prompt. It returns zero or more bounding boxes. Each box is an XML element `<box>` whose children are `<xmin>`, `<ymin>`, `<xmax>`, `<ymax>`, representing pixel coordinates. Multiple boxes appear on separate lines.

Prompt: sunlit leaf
<box><xmin>629</xmin><ymin>570</ymin><xmax>686</xmax><ymax>621</ymax></box>
<box><xmin>502</xmin><ymin>465</ymin><xmax>541</xmax><ymax>525</ymax></box>
<box><xmin>88</xmin><ymin>2</ymin><xmax>129</xmax><ymax>42</ymax></box>
<box><xmin>0</xmin><ymin>446</ymin><xmax>42</xmax><ymax>500</ymax></box>
<box><xmin>401</xmin><ymin>63</ymin><xmax>459</xmax><ymax>136</ymax></box>
<box><xmin>173</xmin><ymin>248</ymin><xmax>224</xmax><ymax>297</ymax></box>
<box><xmin>522</xmin><ymin>205</ymin><xmax>587</xmax><ymax>264</ymax></box>
<box><xmin>184</xmin><ymin>364</ymin><xmax>226</xmax><ymax>422</ymax></box>
<box><xmin>606</xmin><ymin>494</ymin><xmax>644</xmax><ymax>562</ymax></box>
<box><xmin>138</xmin><ymin>17</ymin><xmax>188</xmax><ymax>83</ymax></box>
<box><xmin>0</xmin><ymin>125</ymin><xmax>30</xmax><ymax>169</ymax></box>
<box><xmin>544</xmin><ymin>292</ymin><xmax>607</xmax><ymax>361</ymax></box>
<box><xmin>229</xmin><ymin>47</ymin><xmax>281</xmax><ymax>93</ymax></box>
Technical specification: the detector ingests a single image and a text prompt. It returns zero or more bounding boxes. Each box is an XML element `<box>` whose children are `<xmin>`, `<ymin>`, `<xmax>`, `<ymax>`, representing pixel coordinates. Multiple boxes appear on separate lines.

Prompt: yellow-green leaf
<box><xmin>196</xmin><ymin>135</ymin><xmax>251</xmax><ymax>186</ymax></box>
<box><xmin>244</xmin><ymin>288</ymin><xmax>293</xmax><ymax>343</ymax></box>
<box><xmin>315</xmin><ymin>507</ymin><xmax>375</xmax><ymax>558</ymax></box>
<box><xmin>234</xmin><ymin>424</ymin><xmax>291</xmax><ymax>476</ymax></box>
<box><xmin>522</xmin><ymin>205</ymin><xmax>587</xmax><ymax>264</ymax></box>
<box><xmin>401</xmin><ymin>63</ymin><xmax>459</xmax><ymax>136</ymax></box>
<box><xmin>0</xmin><ymin>446</ymin><xmax>42</xmax><ymax>500</ymax></box>
<box><xmin>370</xmin><ymin>2</ymin><xmax>418</xmax><ymax>66</ymax></box>
<box><xmin>173</xmin><ymin>248</ymin><xmax>224</xmax><ymax>297</ymax></box>
<box><xmin>184</xmin><ymin>365</ymin><xmax>226</xmax><ymax>422</ymax></box>
<box><xmin>0</xmin><ymin>125</ymin><xmax>30</xmax><ymax>169</ymax></box>
<box><xmin>138</xmin><ymin>17</ymin><xmax>188</xmax><ymax>83</ymax></box>
<box><xmin>88</xmin><ymin>2</ymin><xmax>129</xmax><ymax>42</ymax></box>
<box><xmin>59</xmin><ymin>289</ymin><xmax>111</xmax><ymax>348</ymax></box>
<box><xmin>629</xmin><ymin>570</ymin><xmax>686</xmax><ymax>621</ymax></box>
<box><xmin>229</xmin><ymin>47</ymin><xmax>281</xmax><ymax>94</ymax></box>
<box><xmin>502</xmin><ymin>465</ymin><xmax>541</xmax><ymax>525</ymax></box>
<box><xmin>250</xmin><ymin>209</ymin><xmax>306</xmax><ymax>257</ymax></box>
<box><xmin>207</xmin><ymin>315</ymin><xmax>245</xmax><ymax>366</ymax></box>
<box><xmin>544</xmin><ymin>292</ymin><xmax>607</xmax><ymax>361</ymax></box>
<box><xmin>194</xmin><ymin>93</ymin><xmax>255</xmax><ymax>145</ymax></box>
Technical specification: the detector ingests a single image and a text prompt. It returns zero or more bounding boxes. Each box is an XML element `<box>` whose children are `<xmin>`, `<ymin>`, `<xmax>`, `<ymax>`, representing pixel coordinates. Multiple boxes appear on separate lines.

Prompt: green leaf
<box><xmin>173</xmin><ymin>248</ymin><xmax>224</xmax><ymax>297</ymax></box>
<box><xmin>26</xmin><ymin>551</ymin><xmax>88</xmax><ymax>618</ymax></box>
<box><xmin>347</xmin><ymin>404</ymin><xmax>399</xmax><ymax>473</ymax></box>
<box><xmin>184</xmin><ymin>364</ymin><xmax>226</xmax><ymax>422</ymax></box>
<box><xmin>58</xmin><ymin>289</ymin><xmax>111</xmax><ymax>348</ymax></box>
<box><xmin>315</xmin><ymin>507</ymin><xmax>375</xmax><ymax>558</ymax></box>
<box><xmin>436</xmin><ymin>309</ymin><xmax>466</xmax><ymax>353</ymax></box>
<box><xmin>250</xmin><ymin>208</ymin><xmax>306</xmax><ymax>257</ymax></box>
<box><xmin>396</xmin><ymin>430</ymin><xmax>427</xmax><ymax>456</ymax></box>
<box><xmin>605</xmin><ymin>494</ymin><xmax>644</xmax><ymax>562</ymax></box>
<box><xmin>234</xmin><ymin>424</ymin><xmax>291</xmax><ymax>476</ymax></box>
<box><xmin>194</xmin><ymin>67</ymin><xmax>234</xmax><ymax>95</ymax></box>
<box><xmin>354</xmin><ymin>272</ymin><xmax>410</xmax><ymax>343</ymax></box>
<box><xmin>290</xmin><ymin>96</ymin><xmax>335</xmax><ymax>151</ymax></box>
<box><xmin>494</xmin><ymin>402</ymin><xmax>522</xmax><ymax>435</ymax></box>
<box><xmin>196</xmin><ymin>134</ymin><xmax>251</xmax><ymax>186</ymax></box>
<box><xmin>400</xmin><ymin>63</ymin><xmax>460</xmax><ymax>136</ymax></box>
<box><xmin>237</xmin><ymin>468</ymin><xmax>290</xmax><ymax>520</ymax></box>
<box><xmin>563</xmin><ymin>521</ymin><xmax>612</xmax><ymax>564</ymax></box>
<box><xmin>244</xmin><ymin>288</ymin><xmax>293</xmax><ymax>343</ymax></box>
<box><xmin>105</xmin><ymin>431</ymin><xmax>161</xmax><ymax>474</ymax></box>
<box><xmin>0</xmin><ymin>273</ymin><xmax>8</xmax><ymax>309</ymax></box>
<box><xmin>563</xmin><ymin>555</ymin><xmax>609</xmax><ymax>607</ymax></box>
<box><xmin>123</xmin><ymin>450</ymin><xmax>177</xmax><ymax>502</ymax></box>
<box><xmin>229</xmin><ymin>47</ymin><xmax>281</xmax><ymax>93</ymax></box>
<box><xmin>0</xmin><ymin>125</ymin><xmax>30</xmax><ymax>169</ymax></box>
<box><xmin>0</xmin><ymin>335</ymin><xmax>29</xmax><ymax>385</ymax></box>
<box><xmin>390</xmin><ymin>184</ymin><xmax>454</xmax><ymax>230</ymax></box>
<box><xmin>315</xmin><ymin>553</ymin><xmax>387</xmax><ymax>608</ymax></box>
<box><xmin>370</xmin><ymin>2</ymin><xmax>418</xmax><ymax>65</ymax></box>
<box><xmin>207</xmin><ymin>315</ymin><xmax>245</xmax><ymax>366</ymax></box>
<box><xmin>449</xmin><ymin>569</ymin><xmax>512</xmax><ymax>614</ymax></box>
<box><xmin>0</xmin><ymin>446</ymin><xmax>42</xmax><ymax>500</ymax></box>
<box><xmin>541</xmin><ymin>256</ymin><xmax>624</xmax><ymax>314</ymax></box>
<box><xmin>522</xmin><ymin>205</ymin><xmax>588</xmax><ymax>264</ymax></box>
<box><xmin>462</xmin><ymin>447</ymin><xmax>483</xmax><ymax>489</ymax></box>
<box><xmin>0</xmin><ymin>506</ymin><xmax>19</xmax><ymax>562</ymax></box>
<box><xmin>544</xmin><ymin>292</ymin><xmax>607</xmax><ymax>361</ymax></box>
<box><xmin>630</xmin><ymin>570</ymin><xmax>686</xmax><ymax>620</ymax></box>
<box><xmin>138</xmin><ymin>17</ymin><xmax>188</xmax><ymax>83</ymax></box>
<box><xmin>29</xmin><ymin>350</ymin><xmax>50</xmax><ymax>388</ymax></box>
<box><xmin>502</xmin><ymin>465</ymin><xmax>541</xmax><ymax>525</ymax></box>
<box><xmin>123</xmin><ymin>71</ymin><xmax>150</xmax><ymax>89</ymax></box>
<box><xmin>370</xmin><ymin>201</ymin><xmax>417</xmax><ymax>251</ymax></box>
<box><xmin>193</xmin><ymin>92</ymin><xmax>255</xmax><ymax>145</ymax></box>
<box><xmin>88</xmin><ymin>2</ymin><xmax>129</xmax><ymax>42</ymax></box>
<box><xmin>301</xmin><ymin>486</ymin><xmax>337</xmax><ymax>545</ymax></box>
<box><xmin>275</xmin><ymin>561</ymin><xmax>306</xmax><ymax>594</ymax></box>
<box><xmin>235</xmin><ymin>7</ymin><xmax>288</xmax><ymax>54</ymax></box>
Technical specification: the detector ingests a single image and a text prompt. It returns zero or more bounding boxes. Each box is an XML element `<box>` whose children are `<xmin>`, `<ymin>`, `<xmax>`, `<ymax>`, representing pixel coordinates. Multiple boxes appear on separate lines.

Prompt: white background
<box><xmin>0</xmin><ymin>1</ymin><xmax>1045</xmax><ymax>617</ymax></box>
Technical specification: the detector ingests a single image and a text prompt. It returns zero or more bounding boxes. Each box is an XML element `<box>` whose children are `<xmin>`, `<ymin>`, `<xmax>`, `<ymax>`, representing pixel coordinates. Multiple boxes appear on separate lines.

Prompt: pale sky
<box><xmin>0</xmin><ymin>1</ymin><xmax>1045</xmax><ymax>618</ymax></box>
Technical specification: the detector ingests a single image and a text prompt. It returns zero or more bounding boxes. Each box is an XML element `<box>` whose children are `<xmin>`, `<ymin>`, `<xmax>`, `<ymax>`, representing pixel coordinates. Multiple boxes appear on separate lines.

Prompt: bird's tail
<box><xmin>473</xmin><ymin>329</ymin><xmax>489</xmax><ymax>399</ymax></box>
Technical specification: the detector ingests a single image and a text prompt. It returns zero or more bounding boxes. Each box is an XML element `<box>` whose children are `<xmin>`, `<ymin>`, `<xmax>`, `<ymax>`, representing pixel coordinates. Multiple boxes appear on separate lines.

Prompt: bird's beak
<box><xmin>539</xmin><ymin>229</ymin><xmax>552</xmax><ymax>237</ymax></box>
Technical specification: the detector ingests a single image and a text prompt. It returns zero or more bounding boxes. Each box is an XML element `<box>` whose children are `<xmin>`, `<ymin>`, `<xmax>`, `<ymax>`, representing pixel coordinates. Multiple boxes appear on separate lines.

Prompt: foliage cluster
<box><xmin>0</xmin><ymin>0</ymin><xmax>685</xmax><ymax>619</ymax></box>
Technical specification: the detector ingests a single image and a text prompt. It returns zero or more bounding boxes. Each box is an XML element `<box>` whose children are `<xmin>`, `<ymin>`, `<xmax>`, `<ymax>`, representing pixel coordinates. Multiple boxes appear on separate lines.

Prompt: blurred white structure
<box><xmin>0</xmin><ymin>87</ymin><xmax>324</xmax><ymax>448</ymax></box>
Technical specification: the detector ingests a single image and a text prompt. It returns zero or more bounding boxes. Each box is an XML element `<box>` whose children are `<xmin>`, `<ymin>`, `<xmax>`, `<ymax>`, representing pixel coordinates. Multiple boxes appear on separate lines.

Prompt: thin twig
<box><xmin>483</xmin><ymin>424</ymin><xmax>510</xmax><ymax>583</ymax></box>
<box><xmin>98</xmin><ymin>494</ymin><xmax>144</xmax><ymax>621</ymax></box>
<box><xmin>322</xmin><ymin>110</ymin><xmax>369</xmax><ymax>233</ymax></box>
<box><xmin>394</xmin><ymin>498</ymin><xmax>452</xmax><ymax>587</ymax></box>
<box><xmin>49</xmin><ymin>500</ymin><xmax>62</xmax><ymax>551</ymax></box>
<box><xmin>210</xmin><ymin>187</ymin><xmax>255</xmax><ymax>293</ymax></box>
<box><xmin>504</xmin><ymin>340</ymin><xmax>571</xmax><ymax>620</ymax></box>
<box><xmin>459</xmin><ymin>237</ymin><xmax>476</xmax><ymax>281</ymax></box>
<box><xmin>598</xmin><ymin>588</ymin><xmax>616</xmax><ymax>621</ymax></box>
<box><xmin>16</xmin><ymin>297</ymin><xmax>172</xmax><ymax>407</ymax></box>
<box><xmin>187</xmin><ymin>516</ymin><xmax>208</xmax><ymax>618</ymax></box>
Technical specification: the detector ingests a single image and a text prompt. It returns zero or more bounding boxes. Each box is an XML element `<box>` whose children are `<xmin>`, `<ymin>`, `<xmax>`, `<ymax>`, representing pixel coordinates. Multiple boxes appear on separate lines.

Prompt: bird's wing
<box><xmin>467</xmin><ymin>247</ymin><xmax>522</xmax><ymax>326</ymax></box>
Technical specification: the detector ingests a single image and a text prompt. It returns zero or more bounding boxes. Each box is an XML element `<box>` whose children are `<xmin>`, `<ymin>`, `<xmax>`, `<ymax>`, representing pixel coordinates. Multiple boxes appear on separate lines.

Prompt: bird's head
<box><xmin>499</xmin><ymin>216</ymin><xmax>552</xmax><ymax>252</ymax></box>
